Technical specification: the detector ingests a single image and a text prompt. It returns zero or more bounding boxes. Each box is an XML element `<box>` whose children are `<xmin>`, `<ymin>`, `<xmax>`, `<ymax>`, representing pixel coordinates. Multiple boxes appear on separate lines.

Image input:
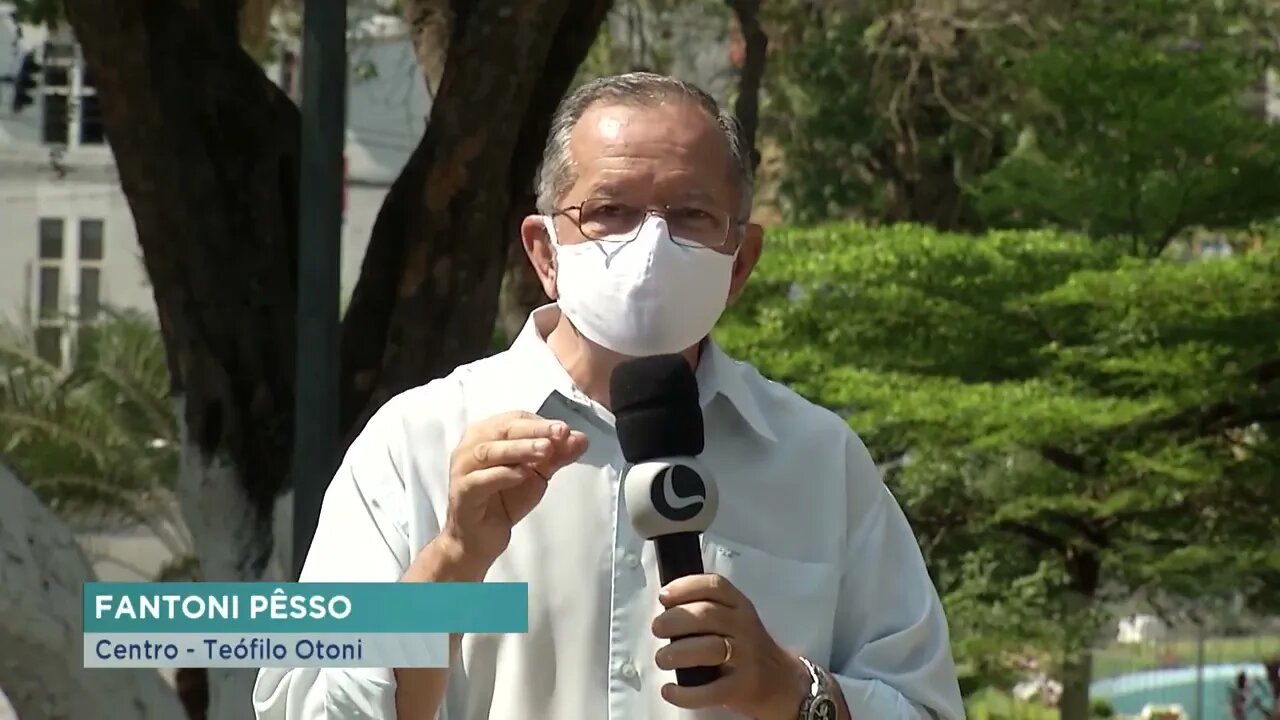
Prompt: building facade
<box><xmin>0</xmin><ymin>10</ymin><xmax>430</xmax><ymax>367</ymax></box>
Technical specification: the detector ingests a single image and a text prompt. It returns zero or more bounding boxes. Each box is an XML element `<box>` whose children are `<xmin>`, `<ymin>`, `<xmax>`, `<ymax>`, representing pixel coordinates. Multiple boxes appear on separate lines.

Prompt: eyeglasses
<box><xmin>553</xmin><ymin>198</ymin><xmax>743</xmax><ymax>252</ymax></box>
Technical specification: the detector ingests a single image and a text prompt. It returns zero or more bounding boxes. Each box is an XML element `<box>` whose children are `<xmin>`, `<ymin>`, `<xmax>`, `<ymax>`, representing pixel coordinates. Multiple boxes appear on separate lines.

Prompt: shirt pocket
<box><xmin>701</xmin><ymin>533</ymin><xmax>841</xmax><ymax>662</ymax></box>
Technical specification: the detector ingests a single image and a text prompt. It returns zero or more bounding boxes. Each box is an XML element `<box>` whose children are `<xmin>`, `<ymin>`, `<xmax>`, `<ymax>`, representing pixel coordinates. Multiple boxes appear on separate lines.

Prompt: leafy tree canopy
<box><xmin>717</xmin><ymin>223</ymin><xmax>1280</xmax><ymax>682</ymax></box>
<box><xmin>974</xmin><ymin>0</ymin><xmax>1280</xmax><ymax>254</ymax></box>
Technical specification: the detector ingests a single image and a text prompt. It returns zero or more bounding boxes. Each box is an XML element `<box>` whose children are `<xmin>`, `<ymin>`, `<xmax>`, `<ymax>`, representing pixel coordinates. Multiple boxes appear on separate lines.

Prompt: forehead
<box><xmin>566</xmin><ymin>99</ymin><xmax>733</xmax><ymax>196</ymax></box>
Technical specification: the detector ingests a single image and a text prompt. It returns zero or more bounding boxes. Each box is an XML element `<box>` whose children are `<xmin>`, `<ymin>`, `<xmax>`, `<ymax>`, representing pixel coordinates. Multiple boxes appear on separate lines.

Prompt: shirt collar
<box><xmin>695</xmin><ymin>338</ymin><xmax>778</xmax><ymax>443</ymax></box>
<box><xmin>508</xmin><ymin>304</ymin><xmax>777</xmax><ymax>443</ymax></box>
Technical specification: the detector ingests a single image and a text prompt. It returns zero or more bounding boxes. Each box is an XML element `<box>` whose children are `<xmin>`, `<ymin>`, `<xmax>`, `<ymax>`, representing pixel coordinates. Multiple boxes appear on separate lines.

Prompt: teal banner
<box><xmin>84</xmin><ymin>582</ymin><xmax>528</xmax><ymax>634</ymax></box>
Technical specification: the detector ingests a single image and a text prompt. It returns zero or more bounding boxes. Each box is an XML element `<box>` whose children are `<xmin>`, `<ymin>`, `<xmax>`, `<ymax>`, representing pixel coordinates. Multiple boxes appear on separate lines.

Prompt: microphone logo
<box><xmin>651</xmin><ymin>464</ymin><xmax>706</xmax><ymax>522</ymax></box>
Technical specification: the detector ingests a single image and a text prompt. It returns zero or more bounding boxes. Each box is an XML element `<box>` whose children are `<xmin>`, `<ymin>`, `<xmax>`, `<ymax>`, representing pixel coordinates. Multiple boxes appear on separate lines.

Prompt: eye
<box><xmin>670</xmin><ymin>206</ymin><xmax>717</xmax><ymax>224</ymax></box>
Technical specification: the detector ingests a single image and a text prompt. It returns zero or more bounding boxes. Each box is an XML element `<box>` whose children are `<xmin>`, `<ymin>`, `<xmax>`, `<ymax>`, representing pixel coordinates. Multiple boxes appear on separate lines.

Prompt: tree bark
<box><xmin>0</xmin><ymin>461</ymin><xmax>185</xmax><ymax>720</ymax></box>
<box><xmin>497</xmin><ymin>238</ymin><xmax>551</xmax><ymax>344</ymax></box>
<box><xmin>62</xmin><ymin>0</ymin><xmax>301</xmax><ymax>564</ymax></box>
<box><xmin>727</xmin><ymin>0</ymin><xmax>768</xmax><ymax>173</ymax></box>
<box><xmin>401</xmin><ymin>0</ymin><xmax>452</xmax><ymax>96</ymax></box>
<box><xmin>1058</xmin><ymin>547</ymin><xmax>1101</xmax><ymax>720</ymax></box>
<box><xmin>340</xmin><ymin>0</ymin><xmax>612</xmax><ymax>438</ymax></box>
<box><xmin>56</xmin><ymin>1</ymin><xmax>609</xmax><ymax>717</ymax></box>
<box><xmin>62</xmin><ymin>2</ymin><xmax>300</xmax><ymax>718</ymax></box>
<box><xmin>1058</xmin><ymin>651</ymin><xmax>1093</xmax><ymax>720</ymax></box>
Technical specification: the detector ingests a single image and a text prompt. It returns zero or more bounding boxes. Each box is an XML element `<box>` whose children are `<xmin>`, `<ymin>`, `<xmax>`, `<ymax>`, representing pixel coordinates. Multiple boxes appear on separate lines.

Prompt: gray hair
<box><xmin>534</xmin><ymin>72</ymin><xmax>754</xmax><ymax>219</ymax></box>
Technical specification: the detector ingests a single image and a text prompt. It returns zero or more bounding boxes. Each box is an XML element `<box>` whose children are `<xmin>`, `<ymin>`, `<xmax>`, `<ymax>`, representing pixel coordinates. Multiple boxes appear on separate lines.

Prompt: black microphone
<box><xmin>612</xmin><ymin>354</ymin><xmax>722</xmax><ymax>688</ymax></box>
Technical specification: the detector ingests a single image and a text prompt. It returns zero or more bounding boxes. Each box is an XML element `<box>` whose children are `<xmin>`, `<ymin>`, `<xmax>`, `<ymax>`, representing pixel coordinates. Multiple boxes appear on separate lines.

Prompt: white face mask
<box><xmin>543</xmin><ymin>214</ymin><xmax>737</xmax><ymax>357</ymax></box>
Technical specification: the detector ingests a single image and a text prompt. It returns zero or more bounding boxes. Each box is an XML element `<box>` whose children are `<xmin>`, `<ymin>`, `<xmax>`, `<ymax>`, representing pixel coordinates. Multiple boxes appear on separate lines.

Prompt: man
<box><xmin>254</xmin><ymin>72</ymin><xmax>965</xmax><ymax>720</ymax></box>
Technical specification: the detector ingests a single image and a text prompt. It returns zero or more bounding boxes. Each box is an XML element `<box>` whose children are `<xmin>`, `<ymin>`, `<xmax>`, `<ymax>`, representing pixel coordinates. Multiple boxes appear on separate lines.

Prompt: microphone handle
<box><xmin>653</xmin><ymin>532</ymin><xmax>721</xmax><ymax>688</ymax></box>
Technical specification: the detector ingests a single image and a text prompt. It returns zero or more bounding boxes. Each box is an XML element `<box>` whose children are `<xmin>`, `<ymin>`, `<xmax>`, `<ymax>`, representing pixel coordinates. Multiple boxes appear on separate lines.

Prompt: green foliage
<box><xmin>964</xmin><ymin>687</ymin><xmax>1059</xmax><ymax>719</ymax></box>
<box><xmin>1089</xmin><ymin>698</ymin><xmax>1116</xmax><ymax>718</ymax></box>
<box><xmin>761</xmin><ymin>0</ymin><xmax>1280</xmax><ymax>239</ymax></box>
<box><xmin>0</xmin><ymin>310</ymin><xmax>181</xmax><ymax>532</ymax></box>
<box><xmin>717</xmin><ymin>222</ymin><xmax>1280</xmax><ymax>677</ymax></box>
<box><xmin>573</xmin><ymin>0</ymin><xmax>732</xmax><ymax>87</ymax></box>
<box><xmin>761</xmin><ymin>0</ymin><xmax>1033</xmax><ymax>229</ymax></box>
<box><xmin>762</xmin><ymin>10</ymin><xmax>879</xmax><ymax>225</ymax></box>
<box><xmin>973</xmin><ymin>0</ymin><xmax>1280</xmax><ymax>253</ymax></box>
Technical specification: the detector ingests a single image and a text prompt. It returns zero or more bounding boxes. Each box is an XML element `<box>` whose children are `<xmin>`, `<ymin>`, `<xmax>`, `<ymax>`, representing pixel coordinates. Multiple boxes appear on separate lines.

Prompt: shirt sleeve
<box><xmin>827</xmin><ymin>431</ymin><xmax>966</xmax><ymax>720</ymax></box>
<box><xmin>253</xmin><ymin>394</ymin><xmax>433</xmax><ymax>720</ymax></box>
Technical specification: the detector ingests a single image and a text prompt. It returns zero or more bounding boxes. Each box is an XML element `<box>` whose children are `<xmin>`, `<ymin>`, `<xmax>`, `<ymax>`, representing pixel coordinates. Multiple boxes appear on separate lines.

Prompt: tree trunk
<box><xmin>62</xmin><ymin>3</ymin><xmax>300</xmax><ymax>718</ymax></box>
<box><xmin>0</xmin><ymin>461</ymin><xmax>185</xmax><ymax>720</ymax></box>
<box><xmin>401</xmin><ymin>0</ymin><xmax>451</xmax><ymax>95</ymax></box>
<box><xmin>1058</xmin><ymin>651</ymin><xmax>1093</xmax><ymax>720</ymax></box>
<box><xmin>340</xmin><ymin>0</ymin><xmax>612</xmax><ymax>437</ymax></box>
<box><xmin>727</xmin><ymin>0</ymin><xmax>767</xmax><ymax>173</ymax></box>
<box><xmin>59</xmin><ymin>1</ymin><xmax>609</xmax><ymax>717</ymax></box>
<box><xmin>1059</xmin><ymin>547</ymin><xmax>1101</xmax><ymax>720</ymax></box>
<box><xmin>498</xmin><ymin>239</ymin><xmax>551</xmax><ymax>345</ymax></box>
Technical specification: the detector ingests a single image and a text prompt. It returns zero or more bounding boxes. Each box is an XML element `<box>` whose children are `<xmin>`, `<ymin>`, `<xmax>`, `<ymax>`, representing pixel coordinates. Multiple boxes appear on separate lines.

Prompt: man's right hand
<box><xmin>439</xmin><ymin>411</ymin><xmax>588</xmax><ymax>576</ymax></box>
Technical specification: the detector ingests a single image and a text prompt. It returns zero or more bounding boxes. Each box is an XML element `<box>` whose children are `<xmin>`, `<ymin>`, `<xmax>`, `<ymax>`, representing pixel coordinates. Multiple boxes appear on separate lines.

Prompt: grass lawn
<box><xmin>1093</xmin><ymin>635</ymin><xmax>1280</xmax><ymax>680</ymax></box>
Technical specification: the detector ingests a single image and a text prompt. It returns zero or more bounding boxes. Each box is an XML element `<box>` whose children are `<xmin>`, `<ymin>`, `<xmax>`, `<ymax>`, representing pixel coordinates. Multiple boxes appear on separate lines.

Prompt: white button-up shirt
<box><xmin>254</xmin><ymin>305</ymin><xmax>965</xmax><ymax>720</ymax></box>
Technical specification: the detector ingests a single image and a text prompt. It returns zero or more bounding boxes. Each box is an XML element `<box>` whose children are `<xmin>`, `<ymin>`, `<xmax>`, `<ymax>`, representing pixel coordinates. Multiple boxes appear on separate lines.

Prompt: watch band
<box><xmin>797</xmin><ymin>656</ymin><xmax>838</xmax><ymax>720</ymax></box>
<box><xmin>799</xmin><ymin>656</ymin><xmax>826</xmax><ymax>693</ymax></box>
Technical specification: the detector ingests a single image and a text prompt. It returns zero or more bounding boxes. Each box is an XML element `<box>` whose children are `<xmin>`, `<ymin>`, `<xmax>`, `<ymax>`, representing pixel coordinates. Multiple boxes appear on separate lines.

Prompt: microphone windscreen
<box><xmin>610</xmin><ymin>354</ymin><xmax>705</xmax><ymax>462</ymax></box>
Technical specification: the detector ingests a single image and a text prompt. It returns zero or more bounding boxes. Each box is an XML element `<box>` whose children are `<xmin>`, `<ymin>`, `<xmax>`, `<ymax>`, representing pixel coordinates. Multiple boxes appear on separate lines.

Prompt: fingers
<box><xmin>652</xmin><ymin>600</ymin><xmax>734</xmax><ymax>639</ymax></box>
<box><xmin>456</xmin><ymin>412</ymin><xmax>590</xmax><ymax>473</ymax></box>
<box><xmin>660</xmin><ymin>676</ymin><xmax>736</xmax><ymax>709</ymax></box>
<box><xmin>543</xmin><ymin>430</ymin><xmax>589</xmax><ymax>471</ymax></box>
<box><xmin>492</xmin><ymin>416</ymin><xmax>571</xmax><ymax>442</ymax></box>
<box><xmin>655</xmin><ymin>634</ymin><xmax>731</xmax><ymax>671</ymax></box>
<box><xmin>659</xmin><ymin>573</ymin><xmax>744</xmax><ymax>610</ymax></box>
<box><xmin>472</xmin><ymin>437</ymin><xmax>557</xmax><ymax>467</ymax></box>
<box><xmin>452</xmin><ymin>465</ymin><xmax>534</xmax><ymax>502</ymax></box>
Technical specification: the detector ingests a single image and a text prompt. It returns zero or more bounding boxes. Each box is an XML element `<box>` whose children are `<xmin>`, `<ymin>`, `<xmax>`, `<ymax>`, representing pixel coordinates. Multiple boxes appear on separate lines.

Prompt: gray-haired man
<box><xmin>254</xmin><ymin>72</ymin><xmax>965</xmax><ymax>720</ymax></box>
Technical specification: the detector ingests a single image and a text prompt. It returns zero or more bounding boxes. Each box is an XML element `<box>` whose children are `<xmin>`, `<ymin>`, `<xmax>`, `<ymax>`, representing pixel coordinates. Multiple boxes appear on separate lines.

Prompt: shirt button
<box><xmin>624</xmin><ymin>552</ymin><xmax>641</xmax><ymax>569</ymax></box>
<box><xmin>620</xmin><ymin>661</ymin><xmax>639</xmax><ymax>680</ymax></box>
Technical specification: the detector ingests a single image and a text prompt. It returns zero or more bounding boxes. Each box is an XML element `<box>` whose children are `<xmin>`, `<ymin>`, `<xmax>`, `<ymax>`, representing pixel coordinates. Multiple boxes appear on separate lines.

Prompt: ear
<box><xmin>727</xmin><ymin>222</ymin><xmax>763</xmax><ymax>305</ymax></box>
<box><xmin>520</xmin><ymin>214</ymin><xmax>559</xmax><ymax>300</ymax></box>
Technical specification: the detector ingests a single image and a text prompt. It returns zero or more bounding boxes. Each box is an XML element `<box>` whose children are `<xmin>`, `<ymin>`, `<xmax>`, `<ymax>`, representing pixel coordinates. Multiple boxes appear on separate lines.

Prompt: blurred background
<box><xmin>0</xmin><ymin>0</ymin><xmax>1277</xmax><ymax>719</ymax></box>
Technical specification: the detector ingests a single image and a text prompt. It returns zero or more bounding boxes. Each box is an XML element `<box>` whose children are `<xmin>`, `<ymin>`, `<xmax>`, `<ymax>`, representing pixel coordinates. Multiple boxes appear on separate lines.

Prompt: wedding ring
<box><xmin>721</xmin><ymin>636</ymin><xmax>734</xmax><ymax>666</ymax></box>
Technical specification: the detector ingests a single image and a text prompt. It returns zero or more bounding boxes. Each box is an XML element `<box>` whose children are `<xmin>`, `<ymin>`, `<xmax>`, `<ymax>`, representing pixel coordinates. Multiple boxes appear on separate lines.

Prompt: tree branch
<box><xmin>339</xmin><ymin>0</ymin><xmax>611</xmax><ymax>442</ymax></box>
<box><xmin>1039</xmin><ymin>445</ymin><xmax>1089</xmax><ymax>475</ymax></box>
<box><xmin>1144</xmin><ymin>356</ymin><xmax>1280</xmax><ymax>438</ymax></box>
<box><xmin>1048</xmin><ymin>511</ymin><xmax>1110</xmax><ymax>550</ymax></box>
<box><xmin>726</xmin><ymin>0</ymin><xmax>767</xmax><ymax>173</ymax></box>
<box><xmin>999</xmin><ymin>521</ymin><xmax>1067</xmax><ymax>551</ymax></box>
<box><xmin>401</xmin><ymin>0</ymin><xmax>452</xmax><ymax>95</ymax></box>
<box><xmin>64</xmin><ymin>0</ymin><xmax>300</xmax><ymax>520</ymax></box>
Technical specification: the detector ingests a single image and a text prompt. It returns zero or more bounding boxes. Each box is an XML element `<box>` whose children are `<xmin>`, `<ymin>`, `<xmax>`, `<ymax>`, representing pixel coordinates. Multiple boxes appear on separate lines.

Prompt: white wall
<box><xmin>0</xmin><ymin>10</ymin><xmax>430</xmax><ymax>355</ymax></box>
<box><xmin>337</xmin><ymin>28</ymin><xmax>430</xmax><ymax>297</ymax></box>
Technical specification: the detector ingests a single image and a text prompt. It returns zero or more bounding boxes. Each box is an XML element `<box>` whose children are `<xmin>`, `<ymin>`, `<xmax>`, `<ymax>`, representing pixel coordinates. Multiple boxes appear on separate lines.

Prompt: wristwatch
<box><xmin>797</xmin><ymin>656</ymin><xmax>838</xmax><ymax>720</ymax></box>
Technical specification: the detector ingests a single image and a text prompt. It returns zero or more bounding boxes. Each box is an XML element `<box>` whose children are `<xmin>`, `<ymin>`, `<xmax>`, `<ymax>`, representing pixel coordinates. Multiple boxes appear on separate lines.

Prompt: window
<box><xmin>36</xmin><ymin>218</ymin><xmax>65</xmax><ymax>364</ymax></box>
<box><xmin>38</xmin><ymin>266</ymin><xmax>61</xmax><ymax>318</ymax></box>
<box><xmin>79</xmin><ymin>219</ymin><xmax>104</xmax><ymax>261</ymax></box>
<box><xmin>42</xmin><ymin>93</ymin><xmax>69</xmax><ymax>144</ymax></box>
<box><xmin>40</xmin><ymin>41</ymin><xmax>103</xmax><ymax>148</ymax></box>
<box><xmin>78</xmin><ymin>219</ymin><xmax>104</xmax><ymax>323</ymax></box>
<box><xmin>79</xmin><ymin>64</ymin><xmax>104</xmax><ymax>144</ymax></box>
<box><xmin>32</xmin><ymin>217</ymin><xmax>106</xmax><ymax>368</ymax></box>
<box><xmin>39</xmin><ymin>217</ymin><xmax>64</xmax><ymax>260</ymax></box>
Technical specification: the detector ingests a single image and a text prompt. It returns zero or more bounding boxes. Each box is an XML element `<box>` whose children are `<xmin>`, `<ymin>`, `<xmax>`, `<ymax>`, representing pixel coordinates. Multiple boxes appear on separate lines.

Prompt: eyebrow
<box><xmin>584</xmin><ymin>182</ymin><xmax>723</xmax><ymax>205</ymax></box>
<box><xmin>585</xmin><ymin>182</ymin><xmax>630</xmax><ymax>198</ymax></box>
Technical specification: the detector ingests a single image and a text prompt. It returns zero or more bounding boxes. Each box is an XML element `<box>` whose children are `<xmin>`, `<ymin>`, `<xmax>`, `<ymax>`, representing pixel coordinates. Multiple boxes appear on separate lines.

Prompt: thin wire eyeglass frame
<box><xmin>551</xmin><ymin>200</ymin><xmax>748</xmax><ymax>253</ymax></box>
